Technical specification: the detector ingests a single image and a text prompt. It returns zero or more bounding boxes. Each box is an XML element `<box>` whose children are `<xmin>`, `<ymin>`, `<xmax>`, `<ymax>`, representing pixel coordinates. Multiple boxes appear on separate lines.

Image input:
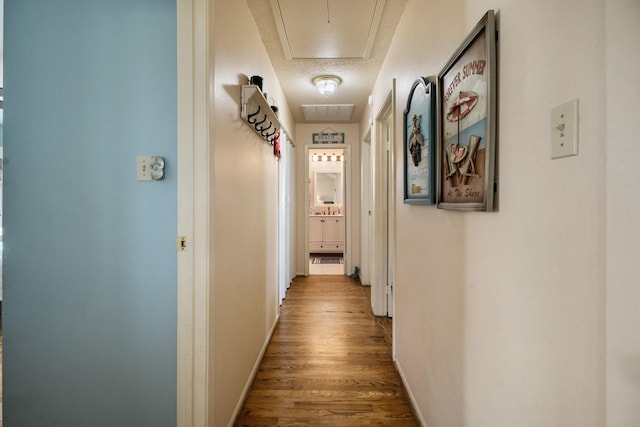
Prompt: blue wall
<box><xmin>3</xmin><ymin>1</ymin><xmax>177</xmax><ymax>425</ymax></box>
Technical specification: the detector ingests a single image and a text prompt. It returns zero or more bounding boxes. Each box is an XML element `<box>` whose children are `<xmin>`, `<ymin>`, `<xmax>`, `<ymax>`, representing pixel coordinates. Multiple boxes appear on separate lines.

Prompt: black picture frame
<box><xmin>436</xmin><ymin>10</ymin><xmax>497</xmax><ymax>211</ymax></box>
<box><xmin>403</xmin><ymin>77</ymin><xmax>436</xmax><ymax>205</ymax></box>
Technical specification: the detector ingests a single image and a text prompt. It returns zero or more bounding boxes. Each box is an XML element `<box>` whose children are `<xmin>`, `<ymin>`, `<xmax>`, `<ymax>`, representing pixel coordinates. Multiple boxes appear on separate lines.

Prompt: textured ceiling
<box><xmin>247</xmin><ymin>0</ymin><xmax>407</xmax><ymax>123</ymax></box>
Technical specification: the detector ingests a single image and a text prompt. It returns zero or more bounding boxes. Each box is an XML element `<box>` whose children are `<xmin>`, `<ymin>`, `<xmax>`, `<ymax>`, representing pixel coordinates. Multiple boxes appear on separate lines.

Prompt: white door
<box><xmin>278</xmin><ymin>133</ymin><xmax>291</xmax><ymax>305</ymax></box>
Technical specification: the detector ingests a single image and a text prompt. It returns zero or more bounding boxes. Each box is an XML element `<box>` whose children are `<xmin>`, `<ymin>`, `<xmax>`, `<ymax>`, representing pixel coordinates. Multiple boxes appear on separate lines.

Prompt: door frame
<box><xmin>371</xmin><ymin>83</ymin><xmax>396</xmax><ymax>318</ymax></box>
<box><xmin>177</xmin><ymin>0</ymin><xmax>212</xmax><ymax>424</ymax></box>
<box><xmin>360</xmin><ymin>127</ymin><xmax>372</xmax><ymax>286</ymax></box>
<box><xmin>385</xmin><ymin>111</ymin><xmax>396</xmax><ymax>319</ymax></box>
<box><xmin>303</xmin><ymin>144</ymin><xmax>352</xmax><ymax>276</ymax></box>
<box><xmin>278</xmin><ymin>133</ymin><xmax>295</xmax><ymax>305</ymax></box>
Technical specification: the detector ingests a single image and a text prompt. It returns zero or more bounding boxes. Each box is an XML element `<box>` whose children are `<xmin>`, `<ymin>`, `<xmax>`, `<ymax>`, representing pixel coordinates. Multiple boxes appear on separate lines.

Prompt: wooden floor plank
<box><xmin>235</xmin><ymin>275</ymin><xmax>419</xmax><ymax>427</ymax></box>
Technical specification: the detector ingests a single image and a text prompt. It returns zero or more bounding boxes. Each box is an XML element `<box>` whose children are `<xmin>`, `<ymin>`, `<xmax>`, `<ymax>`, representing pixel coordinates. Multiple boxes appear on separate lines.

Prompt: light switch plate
<box><xmin>551</xmin><ymin>99</ymin><xmax>579</xmax><ymax>159</ymax></box>
<box><xmin>137</xmin><ymin>156</ymin><xmax>152</xmax><ymax>181</ymax></box>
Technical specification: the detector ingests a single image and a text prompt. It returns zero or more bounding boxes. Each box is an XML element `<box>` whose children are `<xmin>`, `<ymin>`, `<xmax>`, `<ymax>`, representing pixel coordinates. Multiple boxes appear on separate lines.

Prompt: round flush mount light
<box><xmin>313</xmin><ymin>75</ymin><xmax>342</xmax><ymax>96</ymax></box>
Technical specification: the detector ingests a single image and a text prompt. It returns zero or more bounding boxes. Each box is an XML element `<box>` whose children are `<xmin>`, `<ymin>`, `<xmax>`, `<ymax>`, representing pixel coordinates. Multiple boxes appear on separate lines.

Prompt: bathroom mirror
<box><xmin>315</xmin><ymin>172</ymin><xmax>342</xmax><ymax>205</ymax></box>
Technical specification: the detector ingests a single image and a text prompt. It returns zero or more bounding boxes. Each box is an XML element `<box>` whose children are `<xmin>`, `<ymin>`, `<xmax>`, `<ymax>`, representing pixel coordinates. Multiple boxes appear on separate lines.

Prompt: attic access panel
<box><xmin>271</xmin><ymin>0</ymin><xmax>386</xmax><ymax>60</ymax></box>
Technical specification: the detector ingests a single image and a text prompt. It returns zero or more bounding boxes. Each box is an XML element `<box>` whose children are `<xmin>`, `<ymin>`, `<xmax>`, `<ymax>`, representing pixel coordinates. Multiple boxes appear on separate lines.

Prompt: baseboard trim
<box><xmin>228</xmin><ymin>313</ymin><xmax>280</xmax><ymax>427</ymax></box>
<box><xmin>395</xmin><ymin>358</ymin><xmax>427</xmax><ymax>427</ymax></box>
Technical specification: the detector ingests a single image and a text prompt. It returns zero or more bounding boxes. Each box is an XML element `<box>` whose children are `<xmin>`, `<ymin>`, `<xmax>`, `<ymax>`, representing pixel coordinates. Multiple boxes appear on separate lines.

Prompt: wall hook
<box><xmin>247</xmin><ymin>105</ymin><xmax>261</xmax><ymax>124</ymax></box>
<box><xmin>261</xmin><ymin>124</ymin><xmax>275</xmax><ymax>137</ymax></box>
<box><xmin>256</xmin><ymin>120</ymin><xmax>272</xmax><ymax>133</ymax></box>
<box><xmin>254</xmin><ymin>114</ymin><xmax>268</xmax><ymax>127</ymax></box>
<box><xmin>264</xmin><ymin>127</ymin><xmax>277</xmax><ymax>139</ymax></box>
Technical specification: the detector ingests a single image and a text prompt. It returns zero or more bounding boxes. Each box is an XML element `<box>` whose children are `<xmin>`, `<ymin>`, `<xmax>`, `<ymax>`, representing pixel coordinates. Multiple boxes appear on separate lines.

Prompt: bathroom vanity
<box><xmin>308</xmin><ymin>156</ymin><xmax>345</xmax><ymax>254</ymax></box>
<box><xmin>309</xmin><ymin>215</ymin><xmax>344</xmax><ymax>253</ymax></box>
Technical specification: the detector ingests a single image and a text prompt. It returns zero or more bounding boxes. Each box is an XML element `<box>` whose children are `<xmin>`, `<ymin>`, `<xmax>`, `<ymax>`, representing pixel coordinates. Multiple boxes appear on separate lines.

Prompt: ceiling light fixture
<box><xmin>313</xmin><ymin>75</ymin><xmax>342</xmax><ymax>96</ymax></box>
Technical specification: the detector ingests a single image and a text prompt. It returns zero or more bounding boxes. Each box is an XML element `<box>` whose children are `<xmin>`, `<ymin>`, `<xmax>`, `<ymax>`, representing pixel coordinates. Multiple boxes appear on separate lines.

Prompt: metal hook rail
<box><xmin>241</xmin><ymin>85</ymin><xmax>281</xmax><ymax>145</ymax></box>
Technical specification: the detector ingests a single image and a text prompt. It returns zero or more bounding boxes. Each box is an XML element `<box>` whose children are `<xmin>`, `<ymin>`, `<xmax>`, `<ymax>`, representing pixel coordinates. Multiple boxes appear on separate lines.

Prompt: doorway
<box><xmin>370</xmin><ymin>84</ymin><xmax>396</xmax><ymax>323</ymax></box>
<box><xmin>299</xmin><ymin>144</ymin><xmax>353</xmax><ymax>276</ymax></box>
<box><xmin>372</xmin><ymin>85</ymin><xmax>396</xmax><ymax>356</ymax></box>
<box><xmin>308</xmin><ymin>148</ymin><xmax>346</xmax><ymax>275</ymax></box>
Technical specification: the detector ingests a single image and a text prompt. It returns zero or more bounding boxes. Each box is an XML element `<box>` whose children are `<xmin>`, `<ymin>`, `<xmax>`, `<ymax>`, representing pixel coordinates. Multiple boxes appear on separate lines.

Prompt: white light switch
<box><xmin>137</xmin><ymin>156</ymin><xmax>152</xmax><ymax>181</ymax></box>
<box><xmin>551</xmin><ymin>99</ymin><xmax>579</xmax><ymax>159</ymax></box>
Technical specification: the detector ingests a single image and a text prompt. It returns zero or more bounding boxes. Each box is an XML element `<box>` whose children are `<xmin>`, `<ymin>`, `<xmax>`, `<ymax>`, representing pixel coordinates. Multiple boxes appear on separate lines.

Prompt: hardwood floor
<box><xmin>235</xmin><ymin>275</ymin><xmax>418</xmax><ymax>426</ymax></box>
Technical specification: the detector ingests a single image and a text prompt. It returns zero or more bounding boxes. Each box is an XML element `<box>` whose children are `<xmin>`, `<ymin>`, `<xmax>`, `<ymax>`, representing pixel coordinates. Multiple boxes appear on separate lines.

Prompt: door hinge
<box><xmin>177</xmin><ymin>236</ymin><xmax>187</xmax><ymax>252</ymax></box>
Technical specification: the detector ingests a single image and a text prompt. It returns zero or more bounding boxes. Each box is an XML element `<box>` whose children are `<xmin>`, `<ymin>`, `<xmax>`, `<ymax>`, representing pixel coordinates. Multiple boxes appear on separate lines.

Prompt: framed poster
<box><xmin>403</xmin><ymin>77</ymin><xmax>435</xmax><ymax>204</ymax></box>
<box><xmin>437</xmin><ymin>10</ymin><xmax>497</xmax><ymax>211</ymax></box>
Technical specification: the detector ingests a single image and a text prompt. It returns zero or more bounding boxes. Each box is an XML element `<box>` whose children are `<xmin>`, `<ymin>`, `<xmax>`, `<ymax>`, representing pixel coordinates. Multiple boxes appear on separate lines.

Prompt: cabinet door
<box><xmin>322</xmin><ymin>218</ymin><xmax>340</xmax><ymax>242</ymax></box>
<box><xmin>309</xmin><ymin>217</ymin><xmax>324</xmax><ymax>242</ymax></box>
<box><xmin>335</xmin><ymin>217</ymin><xmax>345</xmax><ymax>243</ymax></box>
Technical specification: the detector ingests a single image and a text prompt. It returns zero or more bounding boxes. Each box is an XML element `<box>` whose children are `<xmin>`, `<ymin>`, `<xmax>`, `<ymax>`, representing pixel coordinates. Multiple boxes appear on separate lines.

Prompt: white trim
<box><xmin>177</xmin><ymin>0</ymin><xmax>212</xmax><ymax>425</ymax></box>
<box><xmin>227</xmin><ymin>314</ymin><xmax>280</xmax><ymax>427</ymax></box>
<box><xmin>303</xmin><ymin>144</ymin><xmax>353</xmax><ymax>276</ymax></box>
<box><xmin>360</xmin><ymin>127</ymin><xmax>372</xmax><ymax>286</ymax></box>
<box><xmin>371</xmin><ymin>90</ymin><xmax>394</xmax><ymax>316</ymax></box>
<box><xmin>388</xmin><ymin>80</ymin><xmax>397</xmax><ymax>360</ymax></box>
<box><xmin>288</xmin><ymin>142</ymin><xmax>297</xmax><ymax>285</ymax></box>
<box><xmin>345</xmin><ymin>145</ymin><xmax>353</xmax><ymax>275</ymax></box>
<box><xmin>278</xmin><ymin>135</ymin><xmax>289</xmax><ymax>305</ymax></box>
<box><xmin>303</xmin><ymin>145</ymin><xmax>310</xmax><ymax>277</ymax></box>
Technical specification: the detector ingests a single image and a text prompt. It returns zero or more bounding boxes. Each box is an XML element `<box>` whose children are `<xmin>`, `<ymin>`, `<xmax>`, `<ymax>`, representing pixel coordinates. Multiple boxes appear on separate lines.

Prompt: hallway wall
<box><xmin>212</xmin><ymin>0</ymin><xmax>294</xmax><ymax>425</ymax></box>
<box><xmin>364</xmin><ymin>0</ymin><xmax>612</xmax><ymax>425</ymax></box>
<box><xmin>605</xmin><ymin>1</ymin><xmax>640</xmax><ymax>425</ymax></box>
<box><xmin>3</xmin><ymin>1</ymin><xmax>177</xmax><ymax>425</ymax></box>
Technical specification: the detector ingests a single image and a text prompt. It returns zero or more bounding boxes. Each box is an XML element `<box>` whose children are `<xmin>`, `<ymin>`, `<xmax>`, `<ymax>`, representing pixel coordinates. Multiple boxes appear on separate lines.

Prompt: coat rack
<box><xmin>241</xmin><ymin>85</ymin><xmax>281</xmax><ymax>145</ymax></box>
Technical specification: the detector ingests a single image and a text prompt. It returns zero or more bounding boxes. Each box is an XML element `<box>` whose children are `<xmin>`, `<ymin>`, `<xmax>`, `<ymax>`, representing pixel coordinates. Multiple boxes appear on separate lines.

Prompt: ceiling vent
<box><xmin>302</xmin><ymin>104</ymin><xmax>354</xmax><ymax>122</ymax></box>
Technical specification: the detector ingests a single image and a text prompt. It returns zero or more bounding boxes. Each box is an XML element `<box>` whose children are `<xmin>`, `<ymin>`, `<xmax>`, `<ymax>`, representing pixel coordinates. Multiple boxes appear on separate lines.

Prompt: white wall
<box><xmin>363</xmin><ymin>0</ymin><xmax>610</xmax><ymax>425</ymax></box>
<box><xmin>295</xmin><ymin>123</ymin><xmax>360</xmax><ymax>275</ymax></box>
<box><xmin>212</xmin><ymin>0</ymin><xmax>294</xmax><ymax>424</ymax></box>
<box><xmin>606</xmin><ymin>1</ymin><xmax>640</xmax><ymax>425</ymax></box>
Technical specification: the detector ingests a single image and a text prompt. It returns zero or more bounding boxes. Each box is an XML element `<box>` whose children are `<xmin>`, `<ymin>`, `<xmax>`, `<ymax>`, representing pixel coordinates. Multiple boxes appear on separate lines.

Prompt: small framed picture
<box><xmin>437</xmin><ymin>10</ymin><xmax>497</xmax><ymax>211</ymax></box>
<box><xmin>403</xmin><ymin>77</ymin><xmax>436</xmax><ymax>205</ymax></box>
